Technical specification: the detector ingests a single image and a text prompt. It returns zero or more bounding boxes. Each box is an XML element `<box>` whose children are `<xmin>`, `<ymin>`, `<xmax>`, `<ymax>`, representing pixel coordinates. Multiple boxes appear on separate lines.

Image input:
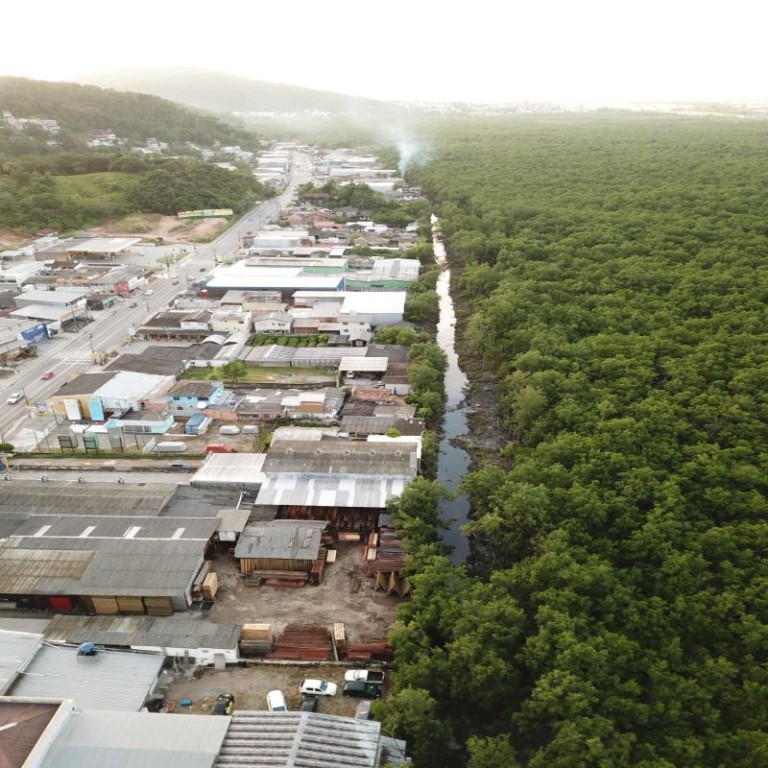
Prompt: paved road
<box><xmin>0</xmin><ymin>151</ymin><xmax>312</xmax><ymax>447</ymax></box>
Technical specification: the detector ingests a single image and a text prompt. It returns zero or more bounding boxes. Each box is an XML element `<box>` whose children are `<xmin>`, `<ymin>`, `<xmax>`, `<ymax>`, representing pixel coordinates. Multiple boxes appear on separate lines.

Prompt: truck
<box><xmin>343</xmin><ymin>669</ymin><xmax>385</xmax><ymax>685</ymax></box>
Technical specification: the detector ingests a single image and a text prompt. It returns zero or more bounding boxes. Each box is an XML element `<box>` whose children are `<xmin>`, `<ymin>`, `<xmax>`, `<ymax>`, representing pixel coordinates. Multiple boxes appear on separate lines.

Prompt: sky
<box><xmin>3</xmin><ymin>0</ymin><xmax>766</xmax><ymax>104</ymax></box>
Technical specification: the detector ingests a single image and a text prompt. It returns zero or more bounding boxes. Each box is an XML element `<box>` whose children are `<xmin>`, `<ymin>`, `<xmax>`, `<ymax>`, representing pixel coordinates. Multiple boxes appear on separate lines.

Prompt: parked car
<box><xmin>241</xmin><ymin>425</ymin><xmax>259</xmax><ymax>434</ymax></box>
<box><xmin>169</xmin><ymin>461</ymin><xmax>188</xmax><ymax>468</ymax></box>
<box><xmin>218</xmin><ymin>425</ymin><xmax>241</xmax><ymax>435</ymax></box>
<box><xmin>40</xmin><ymin>370</ymin><xmax>54</xmax><ymax>380</ymax></box>
<box><xmin>355</xmin><ymin>700</ymin><xmax>372</xmax><ymax>720</ymax></box>
<box><xmin>205</xmin><ymin>443</ymin><xmax>234</xmax><ymax>453</ymax></box>
<box><xmin>266</xmin><ymin>690</ymin><xmax>287</xmax><ymax>712</ymax></box>
<box><xmin>212</xmin><ymin>693</ymin><xmax>235</xmax><ymax>715</ymax></box>
<box><xmin>299</xmin><ymin>679</ymin><xmax>337</xmax><ymax>697</ymax></box>
<box><xmin>300</xmin><ymin>696</ymin><xmax>319</xmax><ymax>712</ymax></box>
<box><xmin>145</xmin><ymin>289</ymin><xmax>154</xmax><ymax>296</ymax></box>
<box><xmin>200</xmin><ymin>266</ymin><xmax>207</xmax><ymax>272</ymax></box>
<box><xmin>342</xmin><ymin>681</ymin><xmax>382</xmax><ymax>699</ymax></box>
<box><xmin>6</xmin><ymin>392</ymin><xmax>23</xmax><ymax>404</ymax></box>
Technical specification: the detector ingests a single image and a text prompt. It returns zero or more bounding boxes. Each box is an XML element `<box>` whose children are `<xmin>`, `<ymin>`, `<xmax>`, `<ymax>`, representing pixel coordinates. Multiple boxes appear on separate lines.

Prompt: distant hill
<box><xmin>0</xmin><ymin>76</ymin><xmax>256</xmax><ymax>146</ymax></box>
<box><xmin>77</xmin><ymin>68</ymin><xmax>404</xmax><ymax>118</ymax></box>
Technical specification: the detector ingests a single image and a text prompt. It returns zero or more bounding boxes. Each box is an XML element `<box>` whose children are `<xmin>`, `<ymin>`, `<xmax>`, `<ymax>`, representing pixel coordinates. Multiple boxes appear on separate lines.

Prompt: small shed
<box><xmin>234</xmin><ymin>520</ymin><xmax>327</xmax><ymax>575</ymax></box>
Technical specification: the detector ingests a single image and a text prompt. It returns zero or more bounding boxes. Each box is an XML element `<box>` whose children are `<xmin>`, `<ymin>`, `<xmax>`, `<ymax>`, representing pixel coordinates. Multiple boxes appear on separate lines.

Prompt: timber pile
<box><xmin>245</xmin><ymin>570</ymin><xmax>309</xmax><ymax>587</ymax></box>
<box><xmin>361</xmin><ymin>529</ymin><xmax>406</xmax><ymax>576</ymax></box>
<box><xmin>239</xmin><ymin>623</ymin><xmax>274</xmax><ymax>656</ymax></box>
<box><xmin>267</xmin><ymin>623</ymin><xmax>333</xmax><ymax>661</ymax></box>
<box><xmin>344</xmin><ymin>639</ymin><xmax>393</xmax><ymax>662</ymax></box>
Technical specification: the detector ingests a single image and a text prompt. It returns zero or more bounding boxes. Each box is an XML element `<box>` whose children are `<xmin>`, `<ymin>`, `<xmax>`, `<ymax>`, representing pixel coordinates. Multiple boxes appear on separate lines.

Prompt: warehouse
<box><xmin>0</xmin><ymin>514</ymin><xmax>219</xmax><ymax>615</ymax></box>
<box><xmin>255</xmin><ymin>441</ymin><xmax>419</xmax><ymax>532</ymax></box>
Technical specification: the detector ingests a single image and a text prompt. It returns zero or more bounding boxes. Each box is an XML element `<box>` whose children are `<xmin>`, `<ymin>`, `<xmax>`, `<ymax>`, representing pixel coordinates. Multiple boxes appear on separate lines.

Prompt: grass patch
<box><xmin>54</xmin><ymin>172</ymin><xmax>139</xmax><ymax>216</ymax></box>
<box><xmin>182</xmin><ymin>365</ymin><xmax>336</xmax><ymax>383</ymax></box>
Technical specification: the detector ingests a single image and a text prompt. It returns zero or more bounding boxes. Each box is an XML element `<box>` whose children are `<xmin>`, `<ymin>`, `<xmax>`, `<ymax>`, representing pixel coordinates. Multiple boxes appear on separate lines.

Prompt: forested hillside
<box><xmin>0</xmin><ymin>78</ymin><xmax>270</xmax><ymax>233</ymax></box>
<box><xmin>0</xmin><ymin>77</ymin><xmax>255</xmax><ymax>146</ymax></box>
<box><xmin>377</xmin><ymin>116</ymin><xmax>768</xmax><ymax>767</ymax></box>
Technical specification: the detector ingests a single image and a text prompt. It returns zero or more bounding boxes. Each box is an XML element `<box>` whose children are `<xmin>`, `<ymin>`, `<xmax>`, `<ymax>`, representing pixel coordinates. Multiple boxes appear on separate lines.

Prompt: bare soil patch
<box><xmin>84</xmin><ymin>214</ymin><xmax>229</xmax><ymax>242</ymax></box>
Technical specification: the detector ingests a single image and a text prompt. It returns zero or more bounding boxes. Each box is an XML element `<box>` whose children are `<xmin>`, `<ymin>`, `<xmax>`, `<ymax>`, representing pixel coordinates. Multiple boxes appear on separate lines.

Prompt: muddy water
<box><xmin>433</xmin><ymin>217</ymin><xmax>472</xmax><ymax>564</ymax></box>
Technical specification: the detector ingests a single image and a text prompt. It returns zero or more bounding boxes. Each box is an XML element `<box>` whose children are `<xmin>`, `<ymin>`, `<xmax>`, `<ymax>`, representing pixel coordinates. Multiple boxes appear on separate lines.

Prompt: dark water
<box><xmin>433</xmin><ymin>223</ymin><xmax>472</xmax><ymax>564</ymax></box>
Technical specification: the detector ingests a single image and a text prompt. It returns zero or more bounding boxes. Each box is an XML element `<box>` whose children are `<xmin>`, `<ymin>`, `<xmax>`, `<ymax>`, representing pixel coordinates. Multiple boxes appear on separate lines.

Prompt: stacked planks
<box><xmin>239</xmin><ymin>623</ymin><xmax>274</xmax><ymax>657</ymax></box>
<box><xmin>266</xmin><ymin>622</ymin><xmax>333</xmax><ymax>661</ymax></box>
<box><xmin>344</xmin><ymin>639</ymin><xmax>393</xmax><ymax>662</ymax></box>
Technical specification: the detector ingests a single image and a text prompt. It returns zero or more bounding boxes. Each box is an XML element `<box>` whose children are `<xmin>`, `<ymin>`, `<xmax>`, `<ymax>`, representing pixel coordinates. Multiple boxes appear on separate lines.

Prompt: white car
<box><xmin>218</xmin><ymin>425</ymin><xmax>241</xmax><ymax>435</ymax></box>
<box><xmin>299</xmin><ymin>679</ymin><xmax>337</xmax><ymax>697</ymax></box>
<box><xmin>266</xmin><ymin>689</ymin><xmax>287</xmax><ymax>712</ymax></box>
<box><xmin>6</xmin><ymin>392</ymin><xmax>23</xmax><ymax>404</ymax></box>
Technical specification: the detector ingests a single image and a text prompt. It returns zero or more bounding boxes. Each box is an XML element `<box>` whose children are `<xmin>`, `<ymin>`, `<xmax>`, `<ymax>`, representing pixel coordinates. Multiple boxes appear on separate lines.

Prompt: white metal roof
<box><xmin>341</xmin><ymin>291</ymin><xmax>406</xmax><ymax>314</ymax></box>
<box><xmin>206</xmin><ymin>274</ymin><xmax>345</xmax><ymax>291</ymax></box>
<box><xmin>11</xmin><ymin>644</ymin><xmax>164</xmax><ymax>711</ymax></box>
<box><xmin>40</xmin><ymin>709</ymin><xmax>229</xmax><ymax>768</ymax></box>
<box><xmin>192</xmin><ymin>453</ymin><xmax>266</xmax><ymax>487</ymax></box>
<box><xmin>66</xmin><ymin>237</ymin><xmax>142</xmax><ymax>253</ymax></box>
<box><xmin>10</xmin><ymin>304</ymin><xmax>72</xmax><ymax>321</ymax></box>
<box><xmin>0</xmin><ymin>630</ymin><xmax>43</xmax><ymax>694</ymax></box>
<box><xmin>256</xmin><ymin>475</ymin><xmax>408</xmax><ymax>509</ymax></box>
<box><xmin>93</xmin><ymin>370</ymin><xmax>169</xmax><ymax>400</ymax></box>
<box><xmin>339</xmin><ymin>357</ymin><xmax>389</xmax><ymax>372</ymax></box>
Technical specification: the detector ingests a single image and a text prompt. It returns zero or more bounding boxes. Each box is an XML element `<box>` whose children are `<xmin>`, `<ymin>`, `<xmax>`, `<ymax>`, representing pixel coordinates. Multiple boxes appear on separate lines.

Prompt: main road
<box><xmin>0</xmin><ymin>151</ymin><xmax>313</xmax><ymax>447</ymax></box>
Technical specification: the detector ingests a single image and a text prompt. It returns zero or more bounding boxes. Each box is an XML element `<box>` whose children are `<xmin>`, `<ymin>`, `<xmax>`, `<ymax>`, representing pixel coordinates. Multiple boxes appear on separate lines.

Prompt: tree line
<box><xmin>374</xmin><ymin>115</ymin><xmax>768</xmax><ymax>767</ymax></box>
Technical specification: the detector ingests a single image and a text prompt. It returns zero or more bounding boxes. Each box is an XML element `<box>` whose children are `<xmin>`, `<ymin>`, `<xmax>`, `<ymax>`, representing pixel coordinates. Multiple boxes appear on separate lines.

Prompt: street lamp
<box><xmin>87</xmin><ymin>333</ymin><xmax>96</xmax><ymax>362</ymax></box>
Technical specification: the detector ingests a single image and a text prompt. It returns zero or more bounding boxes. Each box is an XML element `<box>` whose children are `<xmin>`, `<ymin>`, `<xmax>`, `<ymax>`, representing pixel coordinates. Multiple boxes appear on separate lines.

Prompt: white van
<box><xmin>241</xmin><ymin>425</ymin><xmax>259</xmax><ymax>434</ymax></box>
<box><xmin>218</xmin><ymin>425</ymin><xmax>241</xmax><ymax>435</ymax></box>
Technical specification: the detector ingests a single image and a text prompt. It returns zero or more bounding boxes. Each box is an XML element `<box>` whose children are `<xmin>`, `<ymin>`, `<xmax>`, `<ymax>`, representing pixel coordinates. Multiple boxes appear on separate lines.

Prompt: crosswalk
<box><xmin>52</xmin><ymin>349</ymin><xmax>95</xmax><ymax>364</ymax></box>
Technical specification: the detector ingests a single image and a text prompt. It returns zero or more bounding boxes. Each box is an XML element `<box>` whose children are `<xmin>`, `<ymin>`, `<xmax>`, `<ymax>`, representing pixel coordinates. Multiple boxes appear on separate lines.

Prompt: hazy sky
<box><xmin>4</xmin><ymin>0</ymin><xmax>765</xmax><ymax>103</ymax></box>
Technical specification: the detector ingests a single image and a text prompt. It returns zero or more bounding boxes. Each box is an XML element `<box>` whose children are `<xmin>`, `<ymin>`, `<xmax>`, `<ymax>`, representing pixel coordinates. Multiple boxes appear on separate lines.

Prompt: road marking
<box><xmin>52</xmin><ymin>349</ymin><xmax>94</xmax><ymax>363</ymax></box>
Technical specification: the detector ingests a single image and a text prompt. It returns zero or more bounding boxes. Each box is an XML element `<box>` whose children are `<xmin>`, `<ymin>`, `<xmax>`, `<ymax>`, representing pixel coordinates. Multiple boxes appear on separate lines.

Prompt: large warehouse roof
<box><xmin>44</xmin><ymin>615</ymin><xmax>241</xmax><ymax>652</ymax></box>
<box><xmin>0</xmin><ymin>630</ymin><xmax>42</xmax><ymax>694</ymax></box>
<box><xmin>216</xmin><ymin>712</ymin><xmax>382</xmax><ymax>768</ymax></box>
<box><xmin>0</xmin><ymin>536</ymin><xmax>208</xmax><ymax>598</ymax></box>
<box><xmin>256</xmin><ymin>475</ymin><xmax>408</xmax><ymax>509</ymax></box>
<box><xmin>40</xmin><ymin>710</ymin><xmax>230</xmax><ymax>768</ymax></box>
<box><xmin>341</xmin><ymin>291</ymin><xmax>406</xmax><ymax>314</ymax></box>
<box><xmin>262</xmin><ymin>441</ymin><xmax>418</xmax><ymax>477</ymax></box>
<box><xmin>10</xmin><ymin>644</ymin><xmax>164</xmax><ymax>711</ymax></box>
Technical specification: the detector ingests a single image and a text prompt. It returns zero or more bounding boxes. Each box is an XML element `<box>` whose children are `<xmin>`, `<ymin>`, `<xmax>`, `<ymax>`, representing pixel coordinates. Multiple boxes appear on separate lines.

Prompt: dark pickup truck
<box><xmin>342</xmin><ymin>680</ymin><xmax>383</xmax><ymax>699</ymax></box>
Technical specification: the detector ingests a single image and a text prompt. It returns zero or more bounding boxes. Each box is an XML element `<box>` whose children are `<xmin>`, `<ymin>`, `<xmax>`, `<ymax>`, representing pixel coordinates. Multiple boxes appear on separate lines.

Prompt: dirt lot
<box><xmin>162</xmin><ymin>542</ymin><xmax>396</xmax><ymax>717</ymax></box>
<box><xmin>206</xmin><ymin>542</ymin><xmax>398</xmax><ymax>641</ymax></box>
<box><xmin>0</xmin><ymin>214</ymin><xmax>228</xmax><ymax>250</ymax></box>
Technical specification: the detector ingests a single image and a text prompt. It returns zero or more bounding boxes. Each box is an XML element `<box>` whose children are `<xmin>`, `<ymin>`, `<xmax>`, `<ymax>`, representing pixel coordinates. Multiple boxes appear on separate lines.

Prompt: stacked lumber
<box><xmin>203</xmin><ymin>572</ymin><xmax>218</xmax><ymax>600</ymax></box>
<box><xmin>361</xmin><ymin>529</ymin><xmax>406</xmax><ymax>576</ymax></box>
<box><xmin>267</xmin><ymin>623</ymin><xmax>333</xmax><ymax>661</ymax></box>
<box><xmin>333</xmin><ymin>622</ymin><xmax>347</xmax><ymax>655</ymax></box>
<box><xmin>245</xmin><ymin>570</ymin><xmax>309</xmax><ymax>587</ymax></box>
<box><xmin>239</xmin><ymin>623</ymin><xmax>274</xmax><ymax>656</ymax></box>
<box><xmin>344</xmin><ymin>639</ymin><xmax>393</xmax><ymax>662</ymax></box>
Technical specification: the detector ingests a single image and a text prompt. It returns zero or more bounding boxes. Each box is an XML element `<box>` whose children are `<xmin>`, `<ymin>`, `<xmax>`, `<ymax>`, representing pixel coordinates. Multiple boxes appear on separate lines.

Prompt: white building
<box><xmin>210</xmin><ymin>309</ymin><xmax>252</xmax><ymax>334</ymax></box>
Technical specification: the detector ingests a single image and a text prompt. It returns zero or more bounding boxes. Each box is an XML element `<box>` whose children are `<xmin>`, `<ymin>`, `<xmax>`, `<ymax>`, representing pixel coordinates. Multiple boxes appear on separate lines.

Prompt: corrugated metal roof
<box><xmin>0</xmin><ymin>482</ymin><xmax>176</xmax><ymax>517</ymax></box>
<box><xmin>0</xmin><ymin>537</ymin><xmax>206</xmax><ymax>597</ymax></box>
<box><xmin>0</xmin><ymin>630</ymin><xmax>43</xmax><ymax>694</ymax></box>
<box><xmin>191</xmin><ymin>454</ymin><xmax>266</xmax><ymax>488</ymax></box>
<box><xmin>5</xmin><ymin>514</ymin><xmax>218</xmax><ymax>542</ymax></box>
<box><xmin>339</xmin><ymin>357</ymin><xmax>388</xmax><ymax>372</ymax></box>
<box><xmin>41</xmin><ymin>710</ymin><xmax>230</xmax><ymax>768</ymax></box>
<box><xmin>341</xmin><ymin>291</ymin><xmax>407</xmax><ymax>314</ymax></box>
<box><xmin>340</xmin><ymin>416</ymin><xmax>425</xmax><ymax>436</ymax></box>
<box><xmin>256</xmin><ymin>475</ymin><xmax>408</xmax><ymax>509</ymax></box>
<box><xmin>44</xmin><ymin>615</ymin><xmax>241</xmax><ymax>652</ymax></box>
<box><xmin>270</xmin><ymin>427</ymin><xmax>340</xmax><ymax>443</ymax></box>
<box><xmin>262</xmin><ymin>441</ymin><xmax>418</xmax><ymax>476</ymax></box>
<box><xmin>11</xmin><ymin>644</ymin><xmax>164</xmax><ymax>711</ymax></box>
<box><xmin>245</xmin><ymin>345</ymin><xmax>297</xmax><ymax>364</ymax></box>
<box><xmin>234</xmin><ymin>520</ymin><xmax>326</xmax><ymax>560</ymax></box>
<box><xmin>216</xmin><ymin>508</ymin><xmax>253</xmax><ymax>534</ymax></box>
<box><xmin>216</xmin><ymin>712</ymin><xmax>381</xmax><ymax>768</ymax></box>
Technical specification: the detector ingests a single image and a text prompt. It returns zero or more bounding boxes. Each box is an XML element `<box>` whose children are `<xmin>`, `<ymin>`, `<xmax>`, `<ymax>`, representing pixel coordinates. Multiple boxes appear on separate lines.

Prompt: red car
<box><xmin>40</xmin><ymin>371</ymin><xmax>54</xmax><ymax>380</ymax></box>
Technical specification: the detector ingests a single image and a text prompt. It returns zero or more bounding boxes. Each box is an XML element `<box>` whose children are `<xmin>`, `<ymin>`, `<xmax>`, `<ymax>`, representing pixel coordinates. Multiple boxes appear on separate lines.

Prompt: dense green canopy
<box><xmin>378</xmin><ymin>115</ymin><xmax>768</xmax><ymax>767</ymax></box>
